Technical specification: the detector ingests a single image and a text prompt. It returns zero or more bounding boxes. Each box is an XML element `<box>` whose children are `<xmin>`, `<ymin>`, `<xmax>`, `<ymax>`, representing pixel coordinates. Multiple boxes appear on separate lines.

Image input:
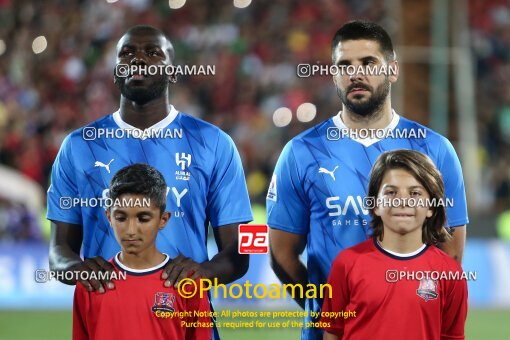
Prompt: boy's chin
<box><xmin>385</xmin><ymin>222</ymin><xmax>421</xmax><ymax>235</ymax></box>
<box><xmin>122</xmin><ymin>247</ymin><xmax>143</xmax><ymax>255</ymax></box>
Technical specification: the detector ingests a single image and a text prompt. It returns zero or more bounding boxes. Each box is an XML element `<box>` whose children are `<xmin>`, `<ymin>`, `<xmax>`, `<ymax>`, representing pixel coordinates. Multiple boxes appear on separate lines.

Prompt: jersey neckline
<box><xmin>373</xmin><ymin>237</ymin><xmax>429</xmax><ymax>260</ymax></box>
<box><xmin>114</xmin><ymin>252</ymin><xmax>170</xmax><ymax>276</ymax></box>
<box><xmin>112</xmin><ymin>105</ymin><xmax>179</xmax><ymax>134</ymax></box>
<box><xmin>332</xmin><ymin>109</ymin><xmax>400</xmax><ymax>147</ymax></box>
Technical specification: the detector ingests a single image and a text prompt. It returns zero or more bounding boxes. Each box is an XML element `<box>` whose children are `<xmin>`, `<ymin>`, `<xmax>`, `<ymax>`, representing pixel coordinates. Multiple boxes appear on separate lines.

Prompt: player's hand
<box><xmin>69</xmin><ymin>256</ymin><xmax>116</xmax><ymax>294</ymax></box>
<box><xmin>162</xmin><ymin>255</ymin><xmax>209</xmax><ymax>288</ymax></box>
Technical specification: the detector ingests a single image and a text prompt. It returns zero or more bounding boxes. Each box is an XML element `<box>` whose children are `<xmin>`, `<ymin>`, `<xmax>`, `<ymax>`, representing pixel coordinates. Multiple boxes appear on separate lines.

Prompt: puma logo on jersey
<box><xmin>319</xmin><ymin>166</ymin><xmax>339</xmax><ymax>181</ymax></box>
<box><xmin>94</xmin><ymin>159</ymin><xmax>114</xmax><ymax>173</ymax></box>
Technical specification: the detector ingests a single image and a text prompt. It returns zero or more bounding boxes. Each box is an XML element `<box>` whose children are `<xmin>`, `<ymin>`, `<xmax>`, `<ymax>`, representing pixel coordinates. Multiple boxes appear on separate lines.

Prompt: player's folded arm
<box><xmin>49</xmin><ymin>220</ymin><xmax>83</xmax><ymax>275</ymax></box>
<box><xmin>47</xmin><ymin>134</ymin><xmax>83</xmax><ymax>276</ymax></box>
<box><xmin>200</xmin><ymin>130</ymin><xmax>252</xmax><ymax>283</ymax></box>
<box><xmin>266</xmin><ymin>141</ymin><xmax>311</xmax><ymax>308</ymax></box>
<box><xmin>268</xmin><ymin>227</ymin><xmax>308</xmax><ymax>309</ymax></box>
<box><xmin>268</xmin><ymin>227</ymin><xmax>307</xmax><ymax>266</ymax></box>
<box><xmin>207</xmin><ymin>222</ymin><xmax>250</xmax><ymax>282</ymax></box>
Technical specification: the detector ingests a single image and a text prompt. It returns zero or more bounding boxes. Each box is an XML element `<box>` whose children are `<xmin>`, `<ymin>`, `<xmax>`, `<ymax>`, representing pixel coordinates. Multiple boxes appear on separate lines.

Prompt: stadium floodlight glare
<box><xmin>106</xmin><ymin>0</ymin><xmax>118</xmax><ymax>3</ymax></box>
<box><xmin>169</xmin><ymin>0</ymin><xmax>186</xmax><ymax>9</ymax></box>
<box><xmin>233</xmin><ymin>0</ymin><xmax>252</xmax><ymax>8</ymax></box>
<box><xmin>32</xmin><ymin>36</ymin><xmax>47</xmax><ymax>54</ymax></box>
<box><xmin>273</xmin><ymin>107</ymin><xmax>292</xmax><ymax>127</ymax></box>
<box><xmin>0</xmin><ymin>40</ymin><xmax>5</xmax><ymax>56</ymax></box>
<box><xmin>296</xmin><ymin>102</ymin><xmax>317</xmax><ymax>123</ymax></box>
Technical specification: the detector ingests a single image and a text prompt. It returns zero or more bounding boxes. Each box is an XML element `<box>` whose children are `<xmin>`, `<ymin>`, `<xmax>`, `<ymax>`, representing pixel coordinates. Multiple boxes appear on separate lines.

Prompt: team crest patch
<box><xmin>267</xmin><ymin>174</ymin><xmax>277</xmax><ymax>201</ymax></box>
<box><xmin>152</xmin><ymin>292</ymin><xmax>176</xmax><ymax>314</ymax></box>
<box><xmin>175</xmin><ymin>153</ymin><xmax>191</xmax><ymax>181</ymax></box>
<box><xmin>416</xmin><ymin>278</ymin><xmax>438</xmax><ymax>301</ymax></box>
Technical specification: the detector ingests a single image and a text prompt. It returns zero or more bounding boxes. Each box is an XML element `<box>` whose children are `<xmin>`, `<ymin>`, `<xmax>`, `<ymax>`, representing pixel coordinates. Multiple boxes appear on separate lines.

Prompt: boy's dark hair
<box><xmin>367</xmin><ymin>150</ymin><xmax>450</xmax><ymax>245</ymax></box>
<box><xmin>109</xmin><ymin>163</ymin><xmax>167</xmax><ymax>213</ymax></box>
<box><xmin>331</xmin><ymin>20</ymin><xmax>395</xmax><ymax>62</ymax></box>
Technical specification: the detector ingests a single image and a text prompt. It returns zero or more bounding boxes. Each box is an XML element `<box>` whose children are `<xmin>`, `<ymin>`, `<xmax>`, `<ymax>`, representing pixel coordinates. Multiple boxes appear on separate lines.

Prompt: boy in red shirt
<box><xmin>320</xmin><ymin>150</ymin><xmax>467</xmax><ymax>340</ymax></box>
<box><xmin>73</xmin><ymin>163</ymin><xmax>212</xmax><ymax>340</ymax></box>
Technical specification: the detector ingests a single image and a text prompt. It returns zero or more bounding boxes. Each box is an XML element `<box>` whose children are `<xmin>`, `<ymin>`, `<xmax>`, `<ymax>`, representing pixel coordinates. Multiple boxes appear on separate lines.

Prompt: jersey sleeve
<box><xmin>73</xmin><ymin>285</ymin><xmax>90</xmax><ymax>340</ymax></box>
<box><xmin>320</xmin><ymin>253</ymin><xmax>350</xmax><ymax>337</ymax></box>
<box><xmin>47</xmin><ymin>134</ymin><xmax>82</xmax><ymax>225</ymax></box>
<box><xmin>438</xmin><ymin>138</ymin><xmax>469</xmax><ymax>228</ymax></box>
<box><xmin>441</xmin><ymin>264</ymin><xmax>468</xmax><ymax>339</ymax></box>
<box><xmin>185</xmin><ymin>288</ymin><xmax>212</xmax><ymax>340</ymax></box>
<box><xmin>266</xmin><ymin>141</ymin><xmax>310</xmax><ymax>234</ymax></box>
<box><xmin>206</xmin><ymin>131</ymin><xmax>252</xmax><ymax>227</ymax></box>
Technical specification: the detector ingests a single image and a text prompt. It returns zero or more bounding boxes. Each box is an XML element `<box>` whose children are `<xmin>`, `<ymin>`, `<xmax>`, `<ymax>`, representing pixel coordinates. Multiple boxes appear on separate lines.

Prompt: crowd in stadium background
<box><xmin>0</xmin><ymin>0</ymin><xmax>508</xmax><ymax>241</ymax></box>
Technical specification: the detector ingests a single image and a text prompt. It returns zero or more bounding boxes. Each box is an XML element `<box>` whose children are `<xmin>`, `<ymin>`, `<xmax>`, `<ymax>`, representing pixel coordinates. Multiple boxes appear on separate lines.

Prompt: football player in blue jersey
<box><xmin>267</xmin><ymin>20</ymin><xmax>467</xmax><ymax>339</ymax></box>
<box><xmin>48</xmin><ymin>25</ymin><xmax>252</xmax><ymax>303</ymax></box>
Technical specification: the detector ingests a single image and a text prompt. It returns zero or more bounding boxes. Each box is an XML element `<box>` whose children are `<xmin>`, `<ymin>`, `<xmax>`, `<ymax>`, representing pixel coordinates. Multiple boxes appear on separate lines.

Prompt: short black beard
<box><xmin>338</xmin><ymin>79</ymin><xmax>390</xmax><ymax>119</ymax></box>
<box><xmin>114</xmin><ymin>75</ymin><xmax>168</xmax><ymax>105</ymax></box>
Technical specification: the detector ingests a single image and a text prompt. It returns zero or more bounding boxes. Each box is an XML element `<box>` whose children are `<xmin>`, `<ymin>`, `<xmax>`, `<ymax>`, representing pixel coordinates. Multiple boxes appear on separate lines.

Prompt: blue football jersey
<box><xmin>266</xmin><ymin>111</ymin><xmax>469</xmax><ymax>340</ymax></box>
<box><xmin>47</xmin><ymin>105</ymin><xmax>253</xmax><ymax>261</ymax></box>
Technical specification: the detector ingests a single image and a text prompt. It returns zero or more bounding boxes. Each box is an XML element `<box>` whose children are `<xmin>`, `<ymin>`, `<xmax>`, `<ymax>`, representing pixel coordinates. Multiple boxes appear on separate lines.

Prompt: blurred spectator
<box><xmin>0</xmin><ymin>198</ymin><xmax>41</xmax><ymax>241</ymax></box>
<box><xmin>470</xmin><ymin>0</ymin><xmax>510</xmax><ymax>212</ymax></box>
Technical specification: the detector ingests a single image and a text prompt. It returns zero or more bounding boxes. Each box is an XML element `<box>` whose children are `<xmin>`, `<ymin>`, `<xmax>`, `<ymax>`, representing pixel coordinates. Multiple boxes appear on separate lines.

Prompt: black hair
<box><xmin>123</xmin><ymin>25</ymin><xmax>175</xmax><ymax>63</ymax></box>
<box><xmin>109</xmin><ymin>163</ymin><xmax>167</xmax><ymax>213</ymax></box>
<box><xmin>331</xmin><ymin>20</ymin><xmax>395</xmax><ymax>62</ymax></box>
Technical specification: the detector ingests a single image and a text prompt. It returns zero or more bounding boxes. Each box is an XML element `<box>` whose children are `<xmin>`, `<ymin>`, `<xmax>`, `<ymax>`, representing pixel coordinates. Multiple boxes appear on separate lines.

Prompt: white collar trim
<box><xmin>114</xmin><ymin>252</ymin><xmax>170</xmax><ymax>273</ymax></box>
<box><xmin>112</xmin><ymin>105</ymin><xmax>179</xmax><ymax>136</ymax></box>
<box><xmin>332</xmin><ymin>109</ymin><xmax>400</xmax><ymax>147</ymax></box>
<box><xmin>377</xmin><ymin>241</ymin><xmax>427</xmax><ymax>257</ymax></box>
